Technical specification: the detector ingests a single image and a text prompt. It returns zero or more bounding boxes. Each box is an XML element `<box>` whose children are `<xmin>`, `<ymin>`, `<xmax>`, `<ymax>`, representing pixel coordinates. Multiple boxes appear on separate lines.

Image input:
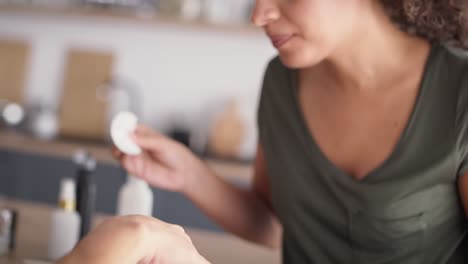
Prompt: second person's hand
<box><xmin>59</xmin><ymin>215</ymin><xmax>210</xmax><ymax>264</ymax></box>
<box><xmin>113</xmin><ymin>125</ymin><xmax>209</xmax><ymax>193</ymax></box>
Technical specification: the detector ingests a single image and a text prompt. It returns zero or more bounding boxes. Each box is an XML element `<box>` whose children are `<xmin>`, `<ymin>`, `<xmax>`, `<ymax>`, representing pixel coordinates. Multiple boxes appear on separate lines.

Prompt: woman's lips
<box><xmin>269</xmin><ymin>35</ymin><xmax>293</xmax><ymax>49</ymax></box>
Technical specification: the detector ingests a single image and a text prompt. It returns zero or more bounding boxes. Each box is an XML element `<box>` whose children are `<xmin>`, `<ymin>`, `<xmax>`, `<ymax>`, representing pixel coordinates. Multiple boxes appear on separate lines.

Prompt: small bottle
<box><xmin>0</xmin><ymin>208</ymin><xmax>17</xmax><ymax>256</ymax></box>
<box><xmin>74</xmin><ymin>150</ymin><xmax>97</xmax><ymax>239</ymax></box>
<box><xmin>47</xmin><ymin>178</ymin><xmax>81</xmax><ymax>261</ymax></box>
<box><xmin>117</xmin><ymin>175</ymin><xmax>153</xmax><ymax>216</ymax></box>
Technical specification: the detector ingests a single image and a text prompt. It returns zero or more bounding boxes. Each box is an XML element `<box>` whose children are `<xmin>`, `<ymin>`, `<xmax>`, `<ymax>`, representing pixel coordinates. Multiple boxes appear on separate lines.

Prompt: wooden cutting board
<box><xmin>58</xmin><ymin>48</ymin><xmax>114</xmax><ymax>141</ymax></box>
<box><xmin>0</xmin><ymin>39</ymin><xmax>30</xmax><ymax>103</ymax></box>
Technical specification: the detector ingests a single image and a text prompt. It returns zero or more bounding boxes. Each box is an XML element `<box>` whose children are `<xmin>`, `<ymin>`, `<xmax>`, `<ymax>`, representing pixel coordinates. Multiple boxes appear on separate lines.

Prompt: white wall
<box><xmin>0</xmin><ymin>11</ymin><xmax>276</xmax><ymax>134</ymax></box>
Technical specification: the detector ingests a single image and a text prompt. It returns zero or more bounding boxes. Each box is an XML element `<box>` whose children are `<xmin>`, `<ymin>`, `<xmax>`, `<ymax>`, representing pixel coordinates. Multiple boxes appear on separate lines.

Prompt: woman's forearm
<box><xmin>185</xmin><ymin>164</ymin><xmax>282</xmax><ymax>248</ymax></box>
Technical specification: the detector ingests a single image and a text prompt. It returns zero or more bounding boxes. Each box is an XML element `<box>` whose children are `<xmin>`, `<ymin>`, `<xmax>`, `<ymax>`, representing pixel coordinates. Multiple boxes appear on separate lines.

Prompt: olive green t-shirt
<box><xmin>257</xmin><ymin>43</ymin><xmax>468</xmax><ymax>264</ymax></box>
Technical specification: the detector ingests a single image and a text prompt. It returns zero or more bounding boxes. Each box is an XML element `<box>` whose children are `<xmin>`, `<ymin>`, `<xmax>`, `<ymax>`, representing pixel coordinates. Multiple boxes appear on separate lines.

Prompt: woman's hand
<box><xmin>113</xmin><ymin>125</ymin><xmax>208</xmax><ymax>193</ymax></box>
<box><xmin>59</xmin><ymin>216</ymin><xmax>210</xmax><ymax>264</ymax></box>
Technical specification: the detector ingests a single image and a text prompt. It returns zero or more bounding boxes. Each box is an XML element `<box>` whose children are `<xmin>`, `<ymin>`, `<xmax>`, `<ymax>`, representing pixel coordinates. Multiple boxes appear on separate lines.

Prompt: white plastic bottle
<box><xmin>117</xmin><ymin>175</ymin><xmax>154</xmax><ymax>216</ymax></box>
<box><xmin>47</xmin><ymin>178</ymin><xmax>81</xmax><ymax>261</ymax></box>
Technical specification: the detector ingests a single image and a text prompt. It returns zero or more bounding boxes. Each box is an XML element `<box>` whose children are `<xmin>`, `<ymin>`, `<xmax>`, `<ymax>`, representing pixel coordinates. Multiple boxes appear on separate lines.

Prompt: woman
<box><xmin>115</xmin><ymin>0</ymin><xmax>468</xmax><ymax>263</ymax></box>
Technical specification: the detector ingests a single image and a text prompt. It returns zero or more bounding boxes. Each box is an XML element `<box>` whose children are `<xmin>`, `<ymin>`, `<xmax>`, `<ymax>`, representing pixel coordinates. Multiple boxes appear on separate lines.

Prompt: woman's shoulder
<box><xmin>444</xmin><ymin>45</ymin><xmax>468</xmax><ymax>60</ymax></box>
<box><xmin>447</xmin><ymin>46</ymin><xmax>468</xmax><ymax>158</ymax></box>
<box><xmin>261</xmin><ymin>56</ymin><xmax>294</xmax><ymax>94</ymax></box>
<box><xmin>441</xmin><ymin>44</ymin><xmax>468</xmax><ymax>73</ymax></box>
<box><xmin>264</xmin><ymin>56</ymin><xmax>289</xmax><ymax>77</ymax></box>
<box><xmin>439</xmin><ymin>44</ymin><xmax>468</xmax><ymax>97</ymax></box>
<box><xmin>443</xmin><ymin>45</ymin><xmax>468</xmax><ymax>128</ymax></box>
<box><xmin>258</xmin><ymin>56</ymin><xmax>297</xmax><ymax>115</ymax></box>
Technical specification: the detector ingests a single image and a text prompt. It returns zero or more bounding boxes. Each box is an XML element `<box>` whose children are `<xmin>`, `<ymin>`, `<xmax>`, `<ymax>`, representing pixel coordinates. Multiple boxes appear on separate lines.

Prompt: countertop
<box><xmin>0</xmin><ymin>199</ymin><xmax>280</xmax><ymax>264</ymax></box>
<box><xmin>0</xmin><ymin>130</ymin><xmax>254</xmax><ymax>185</ymax></box>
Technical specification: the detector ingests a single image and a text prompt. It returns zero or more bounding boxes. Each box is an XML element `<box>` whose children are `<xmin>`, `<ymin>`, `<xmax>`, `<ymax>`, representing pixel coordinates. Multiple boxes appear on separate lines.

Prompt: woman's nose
<box><xmin>250</xmin><ymin>0</ymin><xmax>280</xmax><ymax>27</ymax></box>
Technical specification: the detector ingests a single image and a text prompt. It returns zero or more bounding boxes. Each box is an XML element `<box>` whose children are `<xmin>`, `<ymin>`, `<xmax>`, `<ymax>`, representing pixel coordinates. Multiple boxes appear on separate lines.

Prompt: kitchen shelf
<box><xmin>0</xmin><ymin>4</ymin><xmax>261</xmax><ymax>34</ymax></box>
<box><xmin>0</xmin><ymin>130</ymin><xmax>254</xmax><ymax>184</ymax></box>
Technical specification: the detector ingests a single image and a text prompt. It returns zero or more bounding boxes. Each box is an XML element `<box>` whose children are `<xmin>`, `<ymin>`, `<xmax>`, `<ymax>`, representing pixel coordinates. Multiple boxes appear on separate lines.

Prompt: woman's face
<box><xmin>252</xmin><ymin>0</ymin><xmax>363</xmax><ymax>68</ymax></box>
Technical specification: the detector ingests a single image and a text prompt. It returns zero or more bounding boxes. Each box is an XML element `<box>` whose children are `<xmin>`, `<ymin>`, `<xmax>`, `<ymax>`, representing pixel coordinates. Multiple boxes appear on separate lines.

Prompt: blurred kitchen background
<box><xmin>0</xmin><ymin>0</ymin><xmax>280</xmax><ymax>263</ymax></box>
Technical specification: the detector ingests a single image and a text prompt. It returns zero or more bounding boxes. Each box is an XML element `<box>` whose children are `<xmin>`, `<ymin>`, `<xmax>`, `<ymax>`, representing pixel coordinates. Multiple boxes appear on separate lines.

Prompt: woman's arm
<box><xmin>184</xmin><ymin>144</ymin><xmax>283</xmax><ymax>248</ymax></box>
<box><xmin>115</xmin><ymin>125</ymin><xmax>282</xmax><ymax>248</ymax></box>
<box><xmin>58</xmin><ymin>216</ymin><xmax>210</xmax><ymax>264</ymax></box>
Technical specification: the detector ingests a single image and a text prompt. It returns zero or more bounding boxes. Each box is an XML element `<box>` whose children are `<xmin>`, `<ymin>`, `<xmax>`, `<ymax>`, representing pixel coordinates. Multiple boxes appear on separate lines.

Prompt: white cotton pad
<box><xmin>110</xmin><ymin>111</ymin><xmax>142</xmax><ymax>155</ymax></box>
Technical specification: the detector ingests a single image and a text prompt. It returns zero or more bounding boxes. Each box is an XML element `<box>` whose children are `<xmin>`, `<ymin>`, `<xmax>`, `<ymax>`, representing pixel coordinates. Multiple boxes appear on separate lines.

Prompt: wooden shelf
<box><xmin>0</xmin><ymin>130</ymin><xmax>253</xmax><ymax>184</ymax></box>
<box><xmin>0</xmin><ymin>4</ymin><xmax>261</xmax><ymax>34</ymax></box>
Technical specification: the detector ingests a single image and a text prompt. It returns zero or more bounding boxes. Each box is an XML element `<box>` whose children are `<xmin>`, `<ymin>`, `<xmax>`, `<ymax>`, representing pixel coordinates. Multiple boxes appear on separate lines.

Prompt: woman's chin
<box><xmin>278</xmin><ymin>49</ymin><xmax>325</xmax><ymax>69</ymax></box>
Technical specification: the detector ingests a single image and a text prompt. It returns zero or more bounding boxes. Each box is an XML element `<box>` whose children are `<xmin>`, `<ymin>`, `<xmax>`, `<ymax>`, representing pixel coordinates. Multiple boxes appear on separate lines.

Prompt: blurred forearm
<box><xmin>185</xmin><ymin>164</ymin><xmax>282</xmax><ymax>249</ymax></box>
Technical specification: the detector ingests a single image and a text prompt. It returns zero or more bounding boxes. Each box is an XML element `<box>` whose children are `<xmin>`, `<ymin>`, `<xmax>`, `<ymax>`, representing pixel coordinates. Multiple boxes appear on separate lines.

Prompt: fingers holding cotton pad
<box><xmin>110</xmin><ymin>111</ymin><xmax>142</xmax><ymax>156</ymax></box>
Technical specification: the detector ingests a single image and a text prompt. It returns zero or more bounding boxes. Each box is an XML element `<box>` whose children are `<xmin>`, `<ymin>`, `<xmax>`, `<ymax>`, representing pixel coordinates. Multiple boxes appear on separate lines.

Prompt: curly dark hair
<box><xmin>380</xmin><ymin>0</ymin><xmax>468</xmax><ymax>49</ymax></box>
